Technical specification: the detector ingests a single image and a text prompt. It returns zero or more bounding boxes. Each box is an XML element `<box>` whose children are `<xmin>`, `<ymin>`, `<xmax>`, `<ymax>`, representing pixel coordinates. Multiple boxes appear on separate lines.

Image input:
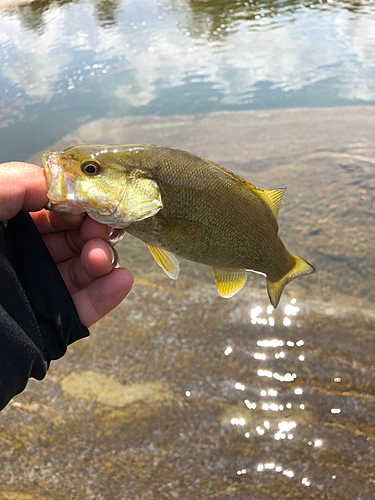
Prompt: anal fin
<box><xmin>146</xmin><ymin>243</ymin><xmax>180</xmax><ymax>280</ymax></box>
<box><xmin>212</xmin><ymin>268</ymin><xmax>247</xmax><ymax>298</ymax></box>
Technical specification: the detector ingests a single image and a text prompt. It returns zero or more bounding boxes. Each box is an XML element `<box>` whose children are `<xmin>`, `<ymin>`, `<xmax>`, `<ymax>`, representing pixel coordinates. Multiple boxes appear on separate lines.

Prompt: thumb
<box><xmin>0</xmin><ymin>162</ymin><xmax>49</xmax><ymax>221</ymax></box>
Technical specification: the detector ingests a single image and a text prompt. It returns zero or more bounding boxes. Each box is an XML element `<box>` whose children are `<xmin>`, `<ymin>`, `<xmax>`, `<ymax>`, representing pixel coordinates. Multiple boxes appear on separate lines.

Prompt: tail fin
<box><xmin>267</xmin><ymin>255</ymin><xmax>315</xmax><ymax>308</ymax></box>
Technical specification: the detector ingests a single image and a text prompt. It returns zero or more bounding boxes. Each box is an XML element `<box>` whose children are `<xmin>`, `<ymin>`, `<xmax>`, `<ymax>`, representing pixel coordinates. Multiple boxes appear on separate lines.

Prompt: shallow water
<box><xmin>2</xmin><ymin>107</ymin><xmax>374</xmax><ymax>500</ymax></box>
<box><xmin>1</xmin><ymin>0</ymin><xmax>375</xmax><ymax>499</ymax></box>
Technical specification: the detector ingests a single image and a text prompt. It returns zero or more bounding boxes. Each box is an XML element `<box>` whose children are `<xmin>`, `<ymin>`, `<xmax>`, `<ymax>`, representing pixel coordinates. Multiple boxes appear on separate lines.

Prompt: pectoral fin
<box><xmin>146</xmin><ymin>243</ymin><xmax>180</xmax><ymax>280</ymax></box>
<box><xmin>212</xmin><ymin>268</ymin><xmax>247</xmax><ymax>298</ymax></box>
<box><xmin>153</xmin><ymin>216</ymin><xmax>206</xmax><ymax>239</ymax></box>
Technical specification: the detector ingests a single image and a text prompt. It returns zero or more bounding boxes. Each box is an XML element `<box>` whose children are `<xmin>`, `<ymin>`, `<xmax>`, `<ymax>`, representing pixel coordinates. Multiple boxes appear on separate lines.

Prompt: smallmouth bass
<box><xmin>42</xmin><ymin>144</ymin><xmax>315</xmax><ymax>307</ymax></box>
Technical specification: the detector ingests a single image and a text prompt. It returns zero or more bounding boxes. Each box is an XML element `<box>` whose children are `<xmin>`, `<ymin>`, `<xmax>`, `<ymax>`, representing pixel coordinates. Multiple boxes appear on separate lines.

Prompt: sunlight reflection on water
<box><xmin>218</xmin><ymin>294</ymin><xmax>364</xmax><ymax>492</ymax></box>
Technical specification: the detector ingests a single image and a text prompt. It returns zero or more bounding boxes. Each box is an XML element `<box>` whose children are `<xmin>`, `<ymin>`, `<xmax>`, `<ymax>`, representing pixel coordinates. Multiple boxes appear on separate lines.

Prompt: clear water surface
<box><xmin>0</xmin><ymin>0</ymin><xmax>375</xmax><ymax>161</ymax></box>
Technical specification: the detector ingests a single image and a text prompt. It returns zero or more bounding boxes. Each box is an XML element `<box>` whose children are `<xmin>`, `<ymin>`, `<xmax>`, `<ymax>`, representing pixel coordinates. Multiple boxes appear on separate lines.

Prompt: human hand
<box><xmin>0</xmin><ymin>162</ymin><xmax>134</xmax><ymax>327</ymax></box>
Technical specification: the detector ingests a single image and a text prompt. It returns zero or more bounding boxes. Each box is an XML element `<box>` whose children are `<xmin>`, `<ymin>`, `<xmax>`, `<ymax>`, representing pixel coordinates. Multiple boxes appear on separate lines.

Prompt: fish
<box><xmin>42</xmin><ymin>144</ymin><xmax>315</xmax><ymax>307</ymax></box>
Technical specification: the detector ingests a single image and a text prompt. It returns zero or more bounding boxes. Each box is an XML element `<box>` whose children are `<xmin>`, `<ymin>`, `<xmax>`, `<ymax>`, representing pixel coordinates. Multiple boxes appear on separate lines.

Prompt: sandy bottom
<box><xmin>2</xmin><ymin>107</ymin><xmax>374</xmax><ymax>499</ymax></box>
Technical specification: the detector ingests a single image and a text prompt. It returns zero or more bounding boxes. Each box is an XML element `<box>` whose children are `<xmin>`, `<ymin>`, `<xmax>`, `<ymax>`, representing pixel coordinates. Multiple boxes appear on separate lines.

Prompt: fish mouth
<box><xmin>42</xmin><ymin>151</ymin><xmax>60</xmax><ymax>187</ymax></box>
<box><xmin>42</xmin><ymin>150</ymin><xmax>114</xmax><ymax>217</ymax></box>
<box><xmin>42</xmin><ymin>151</ymin><xmax>81</xmax><ymax>212</ymax></box>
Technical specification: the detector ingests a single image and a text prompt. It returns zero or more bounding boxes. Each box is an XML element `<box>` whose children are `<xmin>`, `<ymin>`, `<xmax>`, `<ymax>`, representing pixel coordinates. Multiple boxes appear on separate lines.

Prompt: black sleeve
<box><xmin>0</xmin><ymin>212</ymin><xmax>89</xmax><ymax>410</ymax></box>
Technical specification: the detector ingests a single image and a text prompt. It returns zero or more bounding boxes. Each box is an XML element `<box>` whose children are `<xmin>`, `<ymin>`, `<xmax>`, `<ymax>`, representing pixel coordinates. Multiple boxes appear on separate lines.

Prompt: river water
<box><xmin>0</xmin><ymin>1</ymin><xmax>375</xmax><ymax>499</ymax></box>
<box><xmin>1</xmin><ymin>0</ymin><xmax>375</xmax><ymax>161</ymax></box>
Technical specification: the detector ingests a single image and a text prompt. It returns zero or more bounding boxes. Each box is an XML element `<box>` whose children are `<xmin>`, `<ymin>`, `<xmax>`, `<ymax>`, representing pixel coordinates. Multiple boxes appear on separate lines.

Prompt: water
<box><xmin>1</xmin><ymin>1</ymin><xmax>375</xmax><ymax>499</ymax></box>
<box><xmin>1</xmin><ymin>0</ymin><xmax>375</xmax><ymax>161</ymax></box>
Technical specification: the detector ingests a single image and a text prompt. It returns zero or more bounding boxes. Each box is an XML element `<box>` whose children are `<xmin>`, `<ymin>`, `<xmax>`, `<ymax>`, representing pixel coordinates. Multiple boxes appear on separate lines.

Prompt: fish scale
<box><xmin>129</xmin><ymin>147</ymin><xmax>285</xmax><ymax>272</ymax></box>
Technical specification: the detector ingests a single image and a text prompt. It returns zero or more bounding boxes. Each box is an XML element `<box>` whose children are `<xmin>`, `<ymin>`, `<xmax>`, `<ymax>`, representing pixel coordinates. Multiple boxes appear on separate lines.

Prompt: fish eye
<box><xmin>81</xmin><ymin>161</ymin><xmax>100</xmax><ymax>175</ymax></box>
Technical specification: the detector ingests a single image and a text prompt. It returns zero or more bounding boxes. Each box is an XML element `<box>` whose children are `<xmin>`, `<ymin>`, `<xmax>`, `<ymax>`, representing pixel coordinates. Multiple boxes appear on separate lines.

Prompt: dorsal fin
<box><xmin>257</xmin><ymin>188</ymin><xmax>286</xmax><ymax>219</ymax></box>
<box><xmin>211</xmin><ymin>162</ymin><xmax>259</xmax><ymax>190</ymax></box>
<box><xmin>212</xmin><ymin>161</ymin><xmax>286</xmax><ymax>220</ymax></box>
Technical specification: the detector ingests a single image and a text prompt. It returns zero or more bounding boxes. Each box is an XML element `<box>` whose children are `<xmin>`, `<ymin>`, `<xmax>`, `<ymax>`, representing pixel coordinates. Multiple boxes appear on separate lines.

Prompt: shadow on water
<box><xmin>11</xmin><ymin>1</ymin><xmax>75</xmax><ymax>34</ymax></box>
<box><xmin>9</xmin><ymin>0</ymin><xmax>122</xmax><ymax>32</ymax></box>
<box><xmin>169</xmin><ymin>0</ymin><xmax>374</xmax><ymax>43</ymax></box>
<box><xmin>6</xmin><ymin>0</ymin><xmax>374</xmax><ymax>34</ymax></box>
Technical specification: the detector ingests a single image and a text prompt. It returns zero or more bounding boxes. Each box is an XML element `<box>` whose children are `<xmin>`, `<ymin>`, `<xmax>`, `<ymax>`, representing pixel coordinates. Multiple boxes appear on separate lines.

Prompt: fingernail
<box><xmin>109</xmin><ymin>245</ymin><xmax>116</xmax><ymax>265</ymax></box>
<box><xmin>108</xmin><ymin>228</ymin><xmax>126</xmax><ymax>245</ymax></box>
<box><xmin>108</xmin><ymin>244</ymin><xmax>119</xmax><ymax>267</ymax></box>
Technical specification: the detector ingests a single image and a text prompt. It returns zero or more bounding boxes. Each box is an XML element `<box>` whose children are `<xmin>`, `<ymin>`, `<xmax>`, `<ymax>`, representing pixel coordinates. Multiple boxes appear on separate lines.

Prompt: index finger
<box><xmin>30</xmin><ymin>210</ymin><xmax>110</xmax><ymax>241</ymax></box>
<box><xmin>0</xmin><ymin>162</ymin><xmax>49</xmax><ymax>221</ymax></box>
<box><xmin>31</xmin><ymin>209</ymin><xmax>86</xmax><ymax>234</ymax></box>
